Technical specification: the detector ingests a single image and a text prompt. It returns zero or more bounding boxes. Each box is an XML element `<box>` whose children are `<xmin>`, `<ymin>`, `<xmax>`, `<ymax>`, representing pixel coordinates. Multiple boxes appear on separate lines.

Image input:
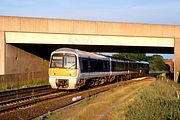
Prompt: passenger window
<box><xmin>80</xmin><ymin>58</ymin><xmax>89</xmax><ymax>72</ymax></box>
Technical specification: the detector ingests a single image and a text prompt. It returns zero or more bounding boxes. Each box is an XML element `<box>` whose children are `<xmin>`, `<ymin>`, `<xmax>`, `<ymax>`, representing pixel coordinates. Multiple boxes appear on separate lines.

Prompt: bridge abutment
<box><xmin>175</xmin><ymin>38</ymin><xmax>180</xmax><ymax>82</ymax></box>
<box><xmin>0</xmin><ymin>32</ymin><xmax>5</xmax><ymax>75</ymax></box>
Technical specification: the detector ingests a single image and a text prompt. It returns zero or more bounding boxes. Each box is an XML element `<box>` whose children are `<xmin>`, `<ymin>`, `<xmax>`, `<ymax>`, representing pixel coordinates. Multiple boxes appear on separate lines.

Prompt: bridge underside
<box><xmin>5</xmin><ymin>31</ymin><xmax>174</xmax><ymax>60</ymax></box>
<box><xmin>12</xmin><ymin>43</ymin><xmax>174</xmax><ymax>61</ymax></box>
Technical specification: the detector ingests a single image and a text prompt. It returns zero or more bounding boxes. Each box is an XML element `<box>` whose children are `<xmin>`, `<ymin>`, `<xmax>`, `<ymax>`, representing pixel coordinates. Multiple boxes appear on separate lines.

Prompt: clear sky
<box><xmin>0</xmin><ymin>0</ymin><xmax>178</xmax><ymax>59</ymax></box>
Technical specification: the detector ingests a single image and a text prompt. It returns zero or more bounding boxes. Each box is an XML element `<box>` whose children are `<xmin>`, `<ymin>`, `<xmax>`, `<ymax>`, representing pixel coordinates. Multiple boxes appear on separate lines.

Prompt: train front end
<box><xmin>49</xmin><ymin>52</ymin><xmax>79</xmax><ymax>90</ymax></box>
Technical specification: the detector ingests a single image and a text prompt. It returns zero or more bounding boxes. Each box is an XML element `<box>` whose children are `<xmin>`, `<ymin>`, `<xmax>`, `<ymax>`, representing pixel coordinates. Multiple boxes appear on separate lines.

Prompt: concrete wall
<box><xmin>0</xmin><ymin>16</ymin><xmax>180</xmax><ymax>38</ymax></box>
<box><xmin>0</xmin><ymin>32</ymin><xmax>5</xmax><ymax>75</ymax></box>
<box><xmin>174</xmin><ymin>38</ymin><xmax>180</xmax><ymax>82</ymax></box>
<box><xmin>5</xmin><ymin>44</ymin><xmax>49</xmax><ymax>74</ymax></box>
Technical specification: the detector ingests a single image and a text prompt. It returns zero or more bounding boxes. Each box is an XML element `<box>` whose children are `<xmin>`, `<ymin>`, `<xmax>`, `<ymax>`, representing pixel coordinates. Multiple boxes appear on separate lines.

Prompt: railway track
<box><xmin>0</xmin><ymin>85</ymin><xmax>52</xmax><ymax>101</ymax></box>
<box><xmin>0</xmin><ymin>77</ymin><xmax>151</xmax><ymax>120</ymax></box>
<box><xmin>0</xmin><ymin>85</ymin><xmax>59</xmax><ymax>112</ymax></box>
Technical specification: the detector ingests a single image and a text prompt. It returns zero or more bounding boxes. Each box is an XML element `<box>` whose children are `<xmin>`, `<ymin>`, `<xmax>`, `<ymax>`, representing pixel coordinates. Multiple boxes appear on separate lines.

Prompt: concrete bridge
<box><xmin>0</xmin><ymin>16</ymin><xmax>179</xmax><ymax>82</ymax></box>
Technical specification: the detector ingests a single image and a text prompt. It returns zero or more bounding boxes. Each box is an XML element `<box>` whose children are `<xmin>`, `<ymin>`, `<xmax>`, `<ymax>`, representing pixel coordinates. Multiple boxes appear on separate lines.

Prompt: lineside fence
<box><xmin>0</xmin><ymin>71</ymin><xmax>48</xmax><ymax>90</ymax></box>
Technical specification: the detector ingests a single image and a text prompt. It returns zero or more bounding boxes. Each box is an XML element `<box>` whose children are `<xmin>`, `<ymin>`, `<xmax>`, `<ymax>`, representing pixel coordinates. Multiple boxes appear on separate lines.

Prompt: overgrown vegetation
<box><xmin>0</xmin><ymin>79</ymin><xmax>49</xmax><ymax>91</ymax></box>
<box><xmin>43</xmin><ymin>77</ymin><xmax>180</xmax><ymax>120</ymax></box>
<box><xmin>113</xmin><ymin>53</ymin><xmax>168</xmax><ymax>72</ymax></box>
<box><xmin>126</xmin><ymin>79</ymin><xmax>180</xmax><ymax>120</ymax></box>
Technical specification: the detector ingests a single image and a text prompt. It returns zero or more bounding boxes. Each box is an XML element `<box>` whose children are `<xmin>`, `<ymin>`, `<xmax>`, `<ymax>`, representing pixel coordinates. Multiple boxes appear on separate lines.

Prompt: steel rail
<box><xmin>0</xmin><ymin>85</ymin><xmax>52</xmax><ymax>101</ymax></box>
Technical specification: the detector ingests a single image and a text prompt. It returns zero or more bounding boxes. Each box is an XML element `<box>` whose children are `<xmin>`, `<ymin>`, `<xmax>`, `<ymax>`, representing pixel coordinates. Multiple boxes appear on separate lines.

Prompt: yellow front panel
<box><xmin>49</xmin><ymin>68</ymin><xmax>78</xmax><ymax>77</ymax></box>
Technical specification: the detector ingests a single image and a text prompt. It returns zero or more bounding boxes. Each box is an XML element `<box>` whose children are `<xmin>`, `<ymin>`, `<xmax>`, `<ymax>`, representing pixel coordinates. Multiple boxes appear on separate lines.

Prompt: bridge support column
<box><xmin>174</xmin><ymin>38</ymin><xmax>180</xmax><ymax>82</ymax></box>
<box><xmin>0</xmin><ymin>32</ymin><xmax>5</xmax><ymax>75</ymax></box>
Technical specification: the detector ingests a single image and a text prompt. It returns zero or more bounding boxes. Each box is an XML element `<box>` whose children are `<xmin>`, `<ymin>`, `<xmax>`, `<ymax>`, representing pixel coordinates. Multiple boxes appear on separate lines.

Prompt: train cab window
<box><xmin>64</xmin><ymin>55</ymin><xmax>76</xmax><ymax>68</ymax></box>
<box><xmin>50</xmin><ymin>54</ymin><xmax>63</xmax><ymax>68</ymax></box>
<box><xmin>50</xmin><ymin>53</ymin><xmax>76</xmax><ymax>68</ymax></box>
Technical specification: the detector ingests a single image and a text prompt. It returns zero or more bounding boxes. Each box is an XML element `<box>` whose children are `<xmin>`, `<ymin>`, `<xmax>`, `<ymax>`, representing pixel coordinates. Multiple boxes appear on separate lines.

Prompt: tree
<box><xmin>148</xmin><ymin>55</ymin><xmax>168</xmax><ymax>72</ymax></box>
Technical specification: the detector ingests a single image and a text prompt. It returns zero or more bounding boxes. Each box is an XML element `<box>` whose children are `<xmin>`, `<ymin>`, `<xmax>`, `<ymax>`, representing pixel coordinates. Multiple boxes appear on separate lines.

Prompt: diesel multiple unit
<box><xmin>49</xmin><ymin>48</ymin><xmax>149</xmax><ymax>90</ymax></box>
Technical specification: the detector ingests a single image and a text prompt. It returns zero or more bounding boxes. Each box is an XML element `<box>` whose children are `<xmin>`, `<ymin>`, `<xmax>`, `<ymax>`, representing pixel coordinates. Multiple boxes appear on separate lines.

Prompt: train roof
<box><xmin>100</xmin><ymin>54</ymin><xmax>149</xmax><ymax>64</ymax></box>
<box><xmin>52</xmin><ymin>48</ymin><xmax>149</xmax><ymax>64</ymax></box>
<box><xmin>138</xmin><ymin>61</ymin><xmax>149</xmax><ymax>64</ymax></box>
<box><xmin>52</xmin><ymin>48</ymin><xmax>109</xmax><ymax>59</ymax></box>
<box><xmin>101</xmin><ymin>54</ymin><xmax>136</xmax><ymax>62</ymax></box>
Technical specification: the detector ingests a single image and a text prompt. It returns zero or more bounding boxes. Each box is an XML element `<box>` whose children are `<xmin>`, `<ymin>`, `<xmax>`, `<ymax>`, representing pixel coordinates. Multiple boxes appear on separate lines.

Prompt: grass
<box><xmin>96</xmin><ymin>78</ymin><xmax>180</xmax><ymax>120</ymax></box>
<box><xmin>125</xmin><ymin>79</ymin><xmax>180</xmax><ymax>120</ymax></box>
<box><xmin>44</xmin><ymin>78</ymin><xmax>180</xmax><ymax>120</ymax></box>
<box><xmin>0</xmin><ymin>79</ymin><xmax>49</xmax><ymax>91</ymax></box>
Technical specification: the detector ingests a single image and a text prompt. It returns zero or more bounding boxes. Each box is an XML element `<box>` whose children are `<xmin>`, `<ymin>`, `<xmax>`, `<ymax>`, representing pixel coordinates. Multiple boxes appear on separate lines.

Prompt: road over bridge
<box><xmin>0</xmin><ymin>16</ymin><xmax>179</xmax><ymax>82</ymax></box>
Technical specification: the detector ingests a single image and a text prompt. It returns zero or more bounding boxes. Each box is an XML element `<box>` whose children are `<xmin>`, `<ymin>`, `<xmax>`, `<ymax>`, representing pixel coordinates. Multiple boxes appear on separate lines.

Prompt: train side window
<box><xmin>145</xmin><ymin>64</ymin><xmax>149</xmax><ymax>69</ymax></box>
<box><xmin>118</xmin><ymin>62</ymin><xmax>125</xmax><ymax>71</ymax></box>
<box><xmin>89</xmin><ymin>59</ymin><xmax>103</xmax><ymax>72</ymax></box>
<box><xmin>80</xmin><ymin>57</ymin><xmax>89</xmax><ymax>72</ymax></box>
<box><xmin>89</xmin><ymin>59</ymin><xmax>95</xmax><ymax>72</ymax></box>
<box><xmin>137</xmin><ymin>63</ymin><xmax>140</xmax><ymax>70</ymax></box>
<box><xmin>133</xmin><ymin>63</ymin><xmax>137</xmax><ymax>69</ymax></box>
<box><xmin>111</xmin><ymin>61</ymin><xmax>116</xmax><ymax>71</ymax></box>
<box><xmin>129</xmin><ymin>63</ymin><xmax>132</xmax><ymax>69</ymax></box>
<box><xmin>116</xmin><ymin>62</ymin><xmax>120</xmax><ymax>71</ymax></box>
<box><xmin>98</xmin><ymin>60</ymin><xmax>104</xmax><ymax>72</ymax></box>
<box><xmin>103</xmin><ymin>61</ymin><xmax>110</xmax><ymax>71</ymax></box>
<box><xmin>124</xmin><ymin>62</ymin><xmax>128</xmax><ymax>70</ymax></box>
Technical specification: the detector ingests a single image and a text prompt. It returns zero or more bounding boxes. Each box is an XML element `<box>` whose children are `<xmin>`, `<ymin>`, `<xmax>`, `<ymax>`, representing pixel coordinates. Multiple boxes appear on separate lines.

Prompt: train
<box><xmin>49</xmin><ymin>48</ymin><xmax>149</xmax><ymax>90</ymax></box>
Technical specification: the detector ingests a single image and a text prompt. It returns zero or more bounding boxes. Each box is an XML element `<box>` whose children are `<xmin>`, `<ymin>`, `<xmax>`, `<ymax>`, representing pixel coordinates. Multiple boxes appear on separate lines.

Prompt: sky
<box><xmin>0</xmin><ymin>0</ymin><xmax>178</xmax><ymax>59</ymax></box>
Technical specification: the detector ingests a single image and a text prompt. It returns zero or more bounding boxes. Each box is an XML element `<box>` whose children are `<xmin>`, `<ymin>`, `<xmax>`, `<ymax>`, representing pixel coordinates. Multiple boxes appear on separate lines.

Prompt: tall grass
<box><xmin>126</xmin><ymin>79</ymin><xmax>180</xmax><ymax>120</ymax></box>
<box><xmin>0</xmin><ymin>79</ymin><xmax>49</xmax><ymax>91</ymax></box>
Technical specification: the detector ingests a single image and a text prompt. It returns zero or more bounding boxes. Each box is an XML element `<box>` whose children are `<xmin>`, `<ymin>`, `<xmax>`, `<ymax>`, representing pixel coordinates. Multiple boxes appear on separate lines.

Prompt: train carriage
<box><xmin>49</xmin><ymin>48</ymin><xmax>149</xmax><ymax>90</ymax></box>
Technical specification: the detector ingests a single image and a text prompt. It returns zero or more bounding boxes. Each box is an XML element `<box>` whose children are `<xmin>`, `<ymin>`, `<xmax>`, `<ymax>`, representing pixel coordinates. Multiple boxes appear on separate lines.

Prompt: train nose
<box><xmin>56</xmin><ymin>79</ymin><xmax>69</xmax><ymax>88</ymax></box>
